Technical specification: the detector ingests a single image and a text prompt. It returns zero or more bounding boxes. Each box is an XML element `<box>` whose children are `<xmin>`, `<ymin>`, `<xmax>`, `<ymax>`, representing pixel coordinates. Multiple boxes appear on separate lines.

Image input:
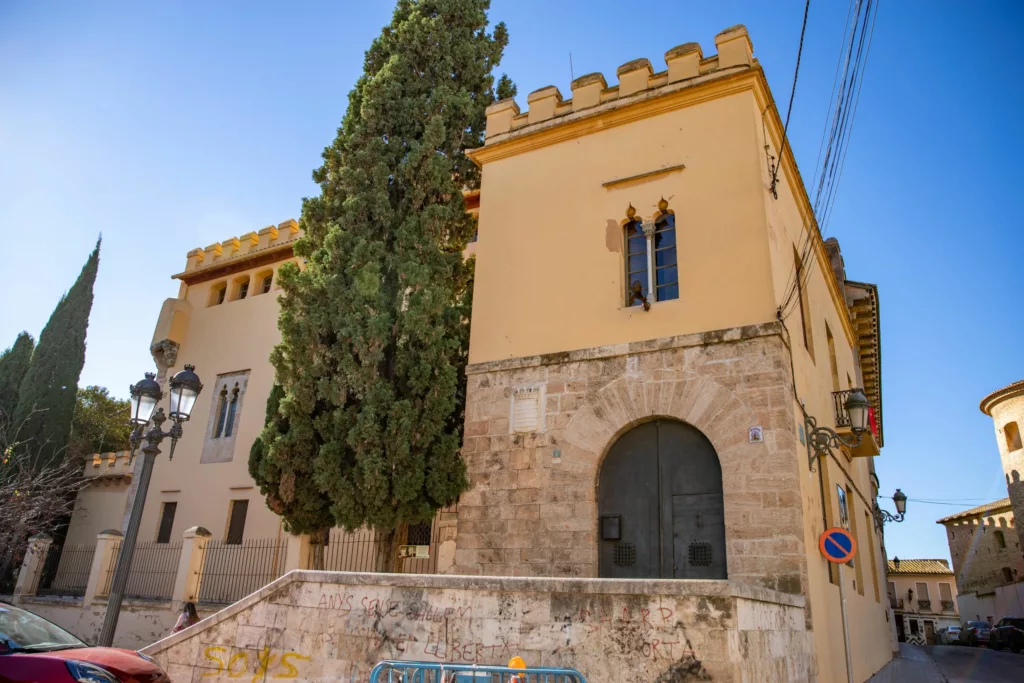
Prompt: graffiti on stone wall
<box><xmin>201</xmin><ymin>646</ymin><xmax>310</xmax><ymax>680</ymax></box>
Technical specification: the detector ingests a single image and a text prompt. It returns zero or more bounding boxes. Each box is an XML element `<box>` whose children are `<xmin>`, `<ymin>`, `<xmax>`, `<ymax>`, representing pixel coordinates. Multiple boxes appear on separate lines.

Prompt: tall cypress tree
<box><xmin>0</xmin><ymin>332</ymin><xmax>35</xmax><ymax>428</ymax></box>
<box><xmin>14</xmin><ymin>239</ymin><xmax>100</xmax><ymax>467</ymax></box>
<box><xmin>250</xmin><ymin>0</ymin><xmax>514</xmax><ymax>540</ymax></box>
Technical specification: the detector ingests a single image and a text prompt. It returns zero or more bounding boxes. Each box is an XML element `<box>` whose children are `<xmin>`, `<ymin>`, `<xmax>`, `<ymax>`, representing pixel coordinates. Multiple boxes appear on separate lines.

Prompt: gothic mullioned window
<box><xmin>624</xmin><ymin>199</ymin><xmax>679</xmax><ymax>308</ymax></box>
<box><xmin>214</xmin><ymin>387</ymin><xmax>229</xmax><ymax>438</ymax></box>
<box><xmin>224</xmin><ymin>385</ymin><xmax>239</xmax><ymax>438</ymax></box>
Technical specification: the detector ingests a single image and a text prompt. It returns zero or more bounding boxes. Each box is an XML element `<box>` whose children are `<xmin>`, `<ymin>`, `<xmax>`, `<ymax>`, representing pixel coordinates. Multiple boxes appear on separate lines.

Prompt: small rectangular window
<box><xmin>238</xmin><ymin>280</ymin><xmax>249</xmax><ymax>300</ymax></box>
<box><xmin>887</xmin><ymin>581</ymin><xmax>896</xmax><ymax>598</ymax></box>
<box><xmin>910</xmin><ymin>620</ymin><xmax>919</xmax><ymax>635</ymax></box>
<box><xmin>1005</xmin><ymin>421</ymin><xmax>1022</xmax><ymax>452</ymax></box>
<box><xmin>826</xmin><ymin>324</ymin><xmax>840</xmax><ymax>392</ymax></box>
<box><xmin>916</xmin><ymin>582</ymin><xmax>929</xmax><ymax>600</ymax></box>
<box><xmin>794</xmin><ymin>247</ymin><xmax>814</xmax><ymax>361</ymax></box>
<box><xmin>226</xmin><ymin>500</ymin><xmax>248</xmax><ymax>544</ymax></box>
<box><xmin>939</xmin><ymin>583</ymin><xmax>953</xmax><ymax>601</ymax></box>
<box><xmin>261</xmin><ymin>275</ymin><xmax>273</xmax><ymax>294</ymax></box>
<box><xmin>156</xmin><ymin>502</ymin><xmax>177</xmax><ymax>543</ymax></box>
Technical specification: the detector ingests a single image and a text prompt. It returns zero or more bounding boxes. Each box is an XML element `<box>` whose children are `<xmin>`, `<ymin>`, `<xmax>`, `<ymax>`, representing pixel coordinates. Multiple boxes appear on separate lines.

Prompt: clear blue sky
<box><xmin>2</xmin><ymin>1</ymin><xmax>1022</xmax><ymax>562</ymax></box>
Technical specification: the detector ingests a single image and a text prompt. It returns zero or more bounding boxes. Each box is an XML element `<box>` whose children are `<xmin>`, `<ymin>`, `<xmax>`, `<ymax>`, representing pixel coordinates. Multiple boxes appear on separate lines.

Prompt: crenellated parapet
<box><xmin>84</xmin><ymin>451</ymin><xmax>134</xmax><ymax>479</ymax></box>
<box><xmin>482</xmin><ymin>25</ymin><xmax>754</xmax><ymax>141</ymax></box>
<box><xmin>179</xmin><ymin>218</ymin><xmax>301</xmax><ymax>275</ymax></box>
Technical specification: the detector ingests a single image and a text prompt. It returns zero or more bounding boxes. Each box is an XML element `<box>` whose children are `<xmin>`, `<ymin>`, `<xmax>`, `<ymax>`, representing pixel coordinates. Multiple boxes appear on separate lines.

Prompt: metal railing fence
<box><xmin>197</xmin><ymin>538</ymin><xmax>287</xmax><ymax>604</ymax></box>
<box><xmin>369</xmin><ymin>661</ymin><xmax>588</xmax><ymax>683</ymax></box>
<box><xmin>101</xmin><ymin>541</ymin><xmax>182</xmax><ymax>600</ymax></box>
<box><xmin>34</xmin><ymin>544</ymin><xmax>95</xmax><ymax>598</ymax></box>
<box><xmin>319</xmin><ymin>522</ymin><xmax>440</xmax><ymax>574</ymax></box>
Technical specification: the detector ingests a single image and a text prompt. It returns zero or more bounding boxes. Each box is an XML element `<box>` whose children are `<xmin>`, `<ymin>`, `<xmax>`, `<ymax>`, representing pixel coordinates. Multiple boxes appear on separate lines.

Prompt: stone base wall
<box><xmin>143</xmin><ymin>570</ymin><xmax>815</xmax><ymax>683</ymax></box>
<box><xmin>456</xmin><ymin>323</ymin><xmax>808</xmax><ymax>596</ymax></box>
<box><xmin>15</xmin><ymin>597</ymin><xmax>218</xmax><ymax>650</ymax></box>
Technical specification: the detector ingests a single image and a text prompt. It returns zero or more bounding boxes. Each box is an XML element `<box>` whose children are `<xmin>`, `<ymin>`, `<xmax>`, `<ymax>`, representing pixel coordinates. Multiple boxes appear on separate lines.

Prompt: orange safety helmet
<box><xmin>508</xmin><ymin>656</ymin><xmax>527</xmax><ymax>682</ymax></box>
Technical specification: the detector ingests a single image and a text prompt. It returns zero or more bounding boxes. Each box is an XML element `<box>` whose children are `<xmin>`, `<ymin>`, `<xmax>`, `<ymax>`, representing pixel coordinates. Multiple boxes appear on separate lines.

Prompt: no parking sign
<box><xmin>818</xmin><ymin>527</ymin><xmax>857</xmax><ymax>563</ymax></box>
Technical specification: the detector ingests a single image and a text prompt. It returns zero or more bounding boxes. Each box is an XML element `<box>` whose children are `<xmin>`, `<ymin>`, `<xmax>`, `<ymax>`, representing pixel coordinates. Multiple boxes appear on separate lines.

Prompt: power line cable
<box><xmin>770</xmin><ymin>0</ymin><xmax>812</xmax><ymax>199</ymax></box>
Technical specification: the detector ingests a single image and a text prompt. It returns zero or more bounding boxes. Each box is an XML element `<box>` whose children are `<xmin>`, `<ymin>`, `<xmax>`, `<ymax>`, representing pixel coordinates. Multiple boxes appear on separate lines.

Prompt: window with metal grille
<box><xmin>624</xmin><ymin>219</ymin><xmax>648</xmax><ymax>306</ymax></box>
<box><xmin>623</xmin><ymin>207</ymin><xmax>679</xmax><ymax>307</ymax></box>
<box><xmin>613</xmin><ymin>543</ymin><xmax>636</xmax><ymax>567</ymax></box>
<box><xmin>653</xmin><ymin>213</ymin><xmax>678</xmax><ymax>302</ymax></box>
<box><xmin>688</xmin><ymin>542</ymin><xmax>712</xmax><ymax>567</ymax></box>
<box><xmin>156</xmin><ymin>502</ymin><xmax>177</xmax><ymax>544</ymax></box>
<box><xmin>407</xmin><ymin>521</ymin><xmax>432</xmax><ymax>546</ymax></box>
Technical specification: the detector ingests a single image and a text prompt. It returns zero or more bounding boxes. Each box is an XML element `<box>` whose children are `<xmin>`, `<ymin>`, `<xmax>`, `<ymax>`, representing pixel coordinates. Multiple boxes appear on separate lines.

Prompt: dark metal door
<box><xmin>599</xmin><ymin>419</ymin><xmax>726</xmax><ymax>579</ymax></box>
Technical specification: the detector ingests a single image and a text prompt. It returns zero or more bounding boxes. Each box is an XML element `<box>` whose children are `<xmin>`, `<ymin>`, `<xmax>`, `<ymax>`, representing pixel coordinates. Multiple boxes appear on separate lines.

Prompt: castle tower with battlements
<box><xmin>458</xmin><ymin>25</ymin><xmax>892</xmax><ymax>681</ymax></box>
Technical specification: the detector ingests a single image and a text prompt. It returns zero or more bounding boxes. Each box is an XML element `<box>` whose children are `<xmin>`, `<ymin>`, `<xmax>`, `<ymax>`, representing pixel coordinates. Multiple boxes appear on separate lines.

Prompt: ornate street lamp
<box><xmin>873</xmin><ymin>489</ymin><xmax>908</xmax><ymax>532</ymax></box>
<box><xmin>806</xmin><ymin>388</ymin><xmax>872</xmax><ymax>471</ymax></box>
<box><xmin>97</xmin><ymin>365</ymin><xmax>202</xmax><ymax>647</ymax></box>
<box><xmin>893</xmin><ymin>556</ymin><xmax>901</xmax><ymax>571</ymax></box>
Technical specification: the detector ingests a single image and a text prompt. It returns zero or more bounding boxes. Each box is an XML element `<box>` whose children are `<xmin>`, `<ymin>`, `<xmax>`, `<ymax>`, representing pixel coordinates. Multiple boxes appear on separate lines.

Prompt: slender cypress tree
<box><xmin>13</xmin><ymin>239</ymin><xmax>100</xmax><ymax>467</ymax></box>
<box><xmin>0</xmin><ymin>332</ymin><xmax>34</xmax><ymax>428</ymax></box>
<box><xmin>250</xmin><ymin>0</ymin><xmax>514</xmax><ymax>541</ymax></box>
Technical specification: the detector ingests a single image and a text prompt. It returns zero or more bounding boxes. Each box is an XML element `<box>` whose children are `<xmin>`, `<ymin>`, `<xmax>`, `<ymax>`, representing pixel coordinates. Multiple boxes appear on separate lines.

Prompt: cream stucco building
<box><xmin>884</xmin><ymin>559</ymin><xmax>959</xmax><ymax>645</ymax></box>
<box><xmin>35</xmin><ymin>25</ymin><xmax>898</xmax><ymax>681</ymax></box>
<box><xmin>456</xmin><ymin>24</ymin><xmax>892</xmax><ymax>682</ymax></box>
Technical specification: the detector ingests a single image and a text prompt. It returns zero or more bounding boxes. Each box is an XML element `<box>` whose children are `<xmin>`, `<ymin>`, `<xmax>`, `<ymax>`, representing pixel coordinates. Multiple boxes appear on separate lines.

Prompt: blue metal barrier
<box><xmin>368</xmin><ymin>660</ymin><xmax>588</xmax><ymax>683</ymax></box>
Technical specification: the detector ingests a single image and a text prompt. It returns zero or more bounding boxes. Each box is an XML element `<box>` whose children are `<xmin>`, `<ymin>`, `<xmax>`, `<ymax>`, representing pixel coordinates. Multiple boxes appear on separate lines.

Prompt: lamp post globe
<box><xmin>893</xmin><ymin>488</ymin><xmax>907</xmax><ymax>515</ymax></box>
<box><xmin>129</xmin><ymin>373</ymin><xmax>162</xmax><ymax>425</ymax></box>
<box><xmin>168</xmin><ymin>364</ymin><xmax>203</xmax><ymax>421</ymax></box>
<box><xmin>844</xmin><ymin>389</ymin><xmax>871</xmax><ymax>433</ymax></box>
<box><xmin>893</xmin><ymin>556</ymin><xmax>900</xmax><ymax>571</ymax></box>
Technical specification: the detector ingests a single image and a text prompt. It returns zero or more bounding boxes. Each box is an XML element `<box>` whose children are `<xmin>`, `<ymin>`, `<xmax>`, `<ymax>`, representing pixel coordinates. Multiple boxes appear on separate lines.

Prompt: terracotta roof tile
<box><xmin>936</xmin><ymin>498</ymin><xmax>1012</xmax><ymax>524</ymax></box>
<box><xmin>887</xmin><ymin>559</ymin><xmax>953</xmax><ymax>575</ymax></box>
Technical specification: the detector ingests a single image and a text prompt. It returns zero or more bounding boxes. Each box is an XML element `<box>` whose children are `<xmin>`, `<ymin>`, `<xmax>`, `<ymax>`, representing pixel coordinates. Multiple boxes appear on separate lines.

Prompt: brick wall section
<box><xmin>942</xmin><ymin>508</ymin><xmax>1024</xmax><ymax>594</ymax></box>
<box><xmin>454</xmin><ymin>322</ymin><xmax>809</xmax><ymax>599</ymax></box>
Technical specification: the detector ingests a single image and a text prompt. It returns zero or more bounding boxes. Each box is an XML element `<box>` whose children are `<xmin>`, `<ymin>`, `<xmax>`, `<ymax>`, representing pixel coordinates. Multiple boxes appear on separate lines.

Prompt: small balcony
<box><xmin>832</xmin><ymin>389</ymin><xmax>881</xmax><ymax>458</ymax></box>
<box><xmin>917</xmin><ymin>599</ymin><xmax>932</xmax><ymax>611</ymax></box>
<box><xmin>889</xmin><ymin>596</ymin><xmax>904</xmax><ymax>609</ymax></box>
<box><xmin>941</xmin><ymin>600</ymin><xmax>955</xmax><ymax>611</ymax></box>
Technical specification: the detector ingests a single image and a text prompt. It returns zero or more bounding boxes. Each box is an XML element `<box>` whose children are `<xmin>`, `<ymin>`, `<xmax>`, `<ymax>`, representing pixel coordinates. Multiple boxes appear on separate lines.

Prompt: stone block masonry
<box><xmin>143</xmin><ymin>570</ymin><xmax>814</xmax><ymax>682</ymax></box>
<box><xmin>456</xmin><ymin>322</ymin><xmax>809</xmax><ymax>598</ymax></box>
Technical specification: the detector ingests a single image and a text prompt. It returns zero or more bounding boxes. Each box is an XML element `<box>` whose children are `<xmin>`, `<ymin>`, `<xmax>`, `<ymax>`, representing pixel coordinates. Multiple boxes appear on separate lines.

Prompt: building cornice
<box><xmin>980</xmin><ymin>380</ymin><xmax>1024</xmax><ymax>415</ymax></box>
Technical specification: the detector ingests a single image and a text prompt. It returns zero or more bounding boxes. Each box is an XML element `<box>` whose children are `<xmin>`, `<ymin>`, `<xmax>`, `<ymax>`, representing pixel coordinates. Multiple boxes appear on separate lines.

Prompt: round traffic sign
<box><xmin>818</xmin><ymin>527</ymin><xmax>857</xmax><ymax>564</ymax></box>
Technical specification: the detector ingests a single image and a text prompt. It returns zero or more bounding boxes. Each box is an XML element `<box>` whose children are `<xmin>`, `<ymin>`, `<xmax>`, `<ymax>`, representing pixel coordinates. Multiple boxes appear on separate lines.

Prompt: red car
<box><xmin>0</xmin><ymin>602</ymin><xmax>169</xmax><ymax>683</ymax></box>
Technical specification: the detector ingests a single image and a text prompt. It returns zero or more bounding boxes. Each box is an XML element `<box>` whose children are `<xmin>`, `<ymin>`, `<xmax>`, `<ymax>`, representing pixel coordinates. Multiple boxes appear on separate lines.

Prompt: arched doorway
<box><xmin>598</xmin><ymin>419</ymin><xmax>726</xmax><ymax>579</ymax></box>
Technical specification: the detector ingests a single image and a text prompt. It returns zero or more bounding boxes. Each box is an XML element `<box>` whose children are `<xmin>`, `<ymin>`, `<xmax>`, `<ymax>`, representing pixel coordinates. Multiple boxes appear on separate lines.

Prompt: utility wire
<box><xmin>770</xmin><ymin>0</ymin><xmax>812</xmax><ymax>199</ymax></box>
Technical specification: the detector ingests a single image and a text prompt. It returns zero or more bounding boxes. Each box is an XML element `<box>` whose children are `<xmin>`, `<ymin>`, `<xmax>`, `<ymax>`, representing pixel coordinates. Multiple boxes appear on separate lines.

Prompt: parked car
<box><xmin>937</xmin><ymin>625</ymin><xmax>961</xmax><ymax>645</ymax></box>
<box><xmin>0</xmin><ymin>601</ymin><xmax>169</xmax><ymax>682</ymax></box>
<box><xmin>989</xmin><ymin>617</ymin><xmax>1024</xmax><ymax>653</ymax></box>
<box><xmin>956</xmin><ymin>620</ymin><xmax>992</xmax><ymax>647</ymax></box>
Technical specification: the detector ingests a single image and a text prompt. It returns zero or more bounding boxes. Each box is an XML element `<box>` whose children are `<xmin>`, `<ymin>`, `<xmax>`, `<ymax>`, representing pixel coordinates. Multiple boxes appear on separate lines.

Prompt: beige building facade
<box><xmin>884</xmin><ymin>559</ymin><xmax>959</xmax><ymax>645</ymax></box>
<box><xmin>458</xmin><ymin>25</ymin><xmax>892</xmax><ymax>683</ymax></box>
<box><xmin>36</xmin><ymin>24</ymin><xmax>898</xmax><ymax>681</ymax></box>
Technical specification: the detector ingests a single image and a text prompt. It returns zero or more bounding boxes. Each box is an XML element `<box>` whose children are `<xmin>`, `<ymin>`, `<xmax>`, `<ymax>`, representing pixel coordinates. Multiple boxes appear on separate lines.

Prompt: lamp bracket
<box><xmin>805</xmin><ymin>414</ymin><xmax>864</xmax><ymax>472</ymax></box>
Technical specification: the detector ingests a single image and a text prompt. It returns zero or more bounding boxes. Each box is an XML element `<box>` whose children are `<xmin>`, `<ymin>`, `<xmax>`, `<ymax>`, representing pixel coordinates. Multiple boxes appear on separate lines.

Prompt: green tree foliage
<box><xmin>250</xmin><ymin>0</ymin><xmax>513</xmax><ymax>536</ymax></box>
<box><xmin>13</xmin><ymin>239</ymin><xmax>100</xmax><ymax>468</ymax></box>
<box><xmin>68</xmin><ymin>386</ymin><xmax>132</xmax><ymax>459</ymax></box>
<box><xmin>0</xmin><ymin>332</ymin><xmax>35</xmax><ymax>427</ymax></box>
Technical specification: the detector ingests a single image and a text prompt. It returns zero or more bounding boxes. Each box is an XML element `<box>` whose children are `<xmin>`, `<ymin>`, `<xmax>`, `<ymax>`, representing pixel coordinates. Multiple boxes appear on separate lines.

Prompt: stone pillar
<box><xmin>84</xmin><ymin>530</ymin><xmax>123</xmax><ymax>605</ymax></box>
<box><xmin>13</xmin><ymin>533</ymin><xmax>52</xmax><ymax>600</ymax></box>
<box><xmin>172</xmin><ymin>526</ymin><xmax>212</xmax><ymax>605</ymax></box>
<box><xmin>285</xmin><ymin>534</ymin><xmax>312</xmax><ymax>572</ymax></box>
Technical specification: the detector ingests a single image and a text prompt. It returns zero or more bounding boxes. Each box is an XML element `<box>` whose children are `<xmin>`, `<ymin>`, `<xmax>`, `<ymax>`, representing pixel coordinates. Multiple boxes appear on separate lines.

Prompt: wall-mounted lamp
<box><xmin>806</xmin><ymin>388</ymin><xmax>871</xmax><ymax>471</ymax></box>
<box><xmin>873</xmin><ymin>489</ymin><xmax>908</xmax><ymax>532</ymax></box>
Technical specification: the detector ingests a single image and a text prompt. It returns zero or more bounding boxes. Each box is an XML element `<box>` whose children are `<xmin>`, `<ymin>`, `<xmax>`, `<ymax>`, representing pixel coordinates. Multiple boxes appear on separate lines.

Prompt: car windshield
<box><xmin>0</xmin><ymin>604</ymin><xmax>86</xmax><ymax>652</ymax></box>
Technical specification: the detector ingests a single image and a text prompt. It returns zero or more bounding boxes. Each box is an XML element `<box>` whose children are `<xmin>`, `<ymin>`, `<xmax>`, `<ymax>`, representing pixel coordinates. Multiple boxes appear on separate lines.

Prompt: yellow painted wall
<box><xmin>133</xmin><ymin>259</ymin><xmax>297</xmax><ymax>545</ymax></box>
<box><xmin>470</xmin><ymin>53</ymin><xmax>891</xmax><ymax>680</ymax></box>
<box><xmin>469</xmin><ymin>89</ymin><xmax>775</xmax><ymax>364</ymax></box>
<box><xmin>64</xmin><ymin>481</ymin><xmax>131</xmax><ymax>547</ymax></box>
<box><xmin>752</xmin><ymin>93</ymin><xmax>892</xmax><ymax>679</ymax></box>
